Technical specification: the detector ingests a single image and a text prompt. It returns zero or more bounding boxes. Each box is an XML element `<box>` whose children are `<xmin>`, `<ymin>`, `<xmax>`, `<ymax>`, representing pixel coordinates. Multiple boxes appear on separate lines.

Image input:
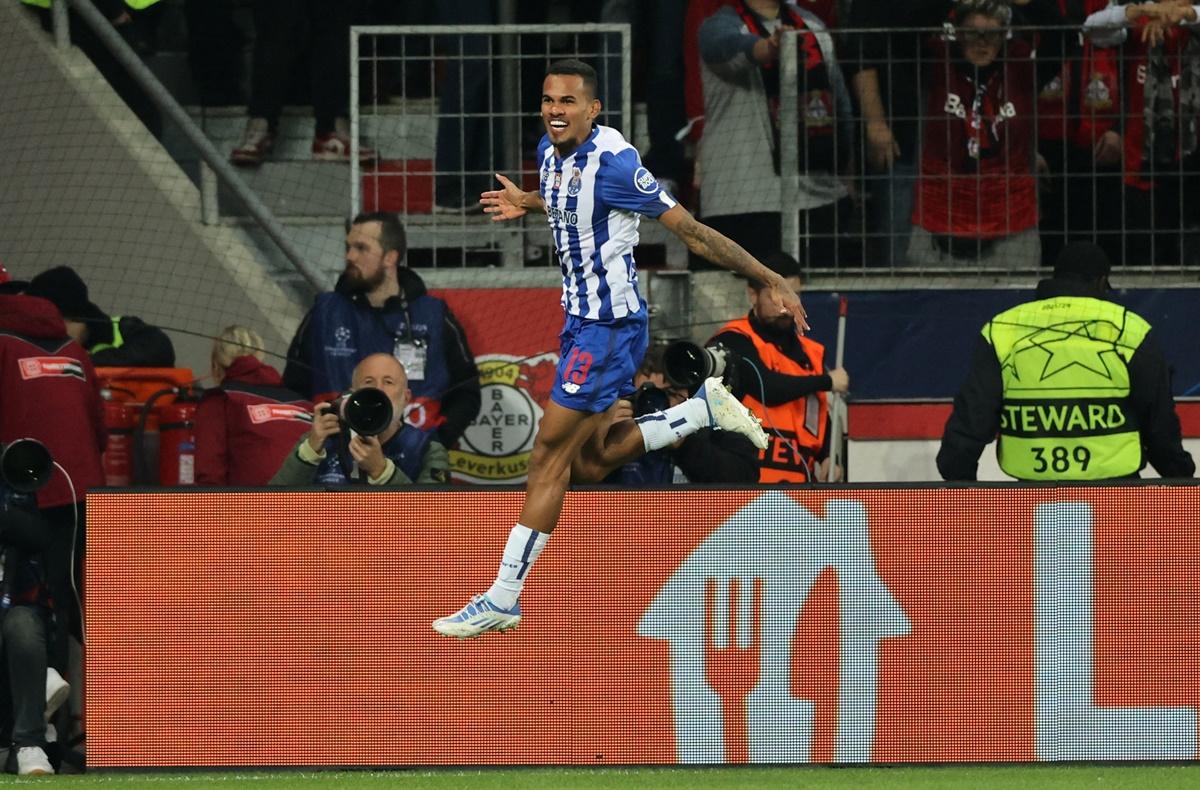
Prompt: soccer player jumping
<box><xmin>432</xmin><ymin>59</ymin><xmax>807</xmax><ymax>638</ymax></box>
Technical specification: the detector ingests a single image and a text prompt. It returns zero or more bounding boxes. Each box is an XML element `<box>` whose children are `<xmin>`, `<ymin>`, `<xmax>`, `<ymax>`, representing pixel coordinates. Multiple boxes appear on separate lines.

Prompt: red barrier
<box><xmin>85</xmin><ymin>486</ymin><xmax>1200</xmax><ymax>767</ymax></box>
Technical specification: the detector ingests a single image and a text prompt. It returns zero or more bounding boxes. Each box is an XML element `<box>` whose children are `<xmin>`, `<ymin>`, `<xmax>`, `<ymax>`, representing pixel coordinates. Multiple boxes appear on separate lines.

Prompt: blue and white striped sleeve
<box><xmin>597</xmin><ymin>148</ymin><xmax>677</xmax><ymax>218</ymax></box>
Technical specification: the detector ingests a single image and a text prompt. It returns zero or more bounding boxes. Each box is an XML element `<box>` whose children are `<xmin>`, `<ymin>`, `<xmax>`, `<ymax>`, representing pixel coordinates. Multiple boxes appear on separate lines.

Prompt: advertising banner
<box><xmin>86</xmin><ymin>486</ymin><xmax>1200</xmax><ymax>767</ymax></box>
<box><xmin>434</xmin><ymin>288</ymin><xmax>561</xmax><ymax>485</ymax></box>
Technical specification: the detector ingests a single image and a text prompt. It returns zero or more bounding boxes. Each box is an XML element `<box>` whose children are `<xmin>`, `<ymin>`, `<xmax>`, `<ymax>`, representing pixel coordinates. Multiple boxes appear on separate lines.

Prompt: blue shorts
<box><xmin>551</xmin><ymin>309</ymin><xmax>649</xmax><ymax>413</ymax></box>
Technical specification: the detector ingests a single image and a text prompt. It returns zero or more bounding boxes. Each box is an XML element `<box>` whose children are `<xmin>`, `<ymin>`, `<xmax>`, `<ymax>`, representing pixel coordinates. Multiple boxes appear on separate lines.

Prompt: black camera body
<box><xmin>630</xmin><ymin>381</ymin><xmax>671</xmax><ymax>418</ymax></box>
<box><xmin>663</xmin><ymin>341</ymin><xmax>738</xmax><ymax>394</ymax></box>
<box><xmin>323</xmin><ymin>387</ymin><xmax>394</xmax><ymax>437</ymax></box>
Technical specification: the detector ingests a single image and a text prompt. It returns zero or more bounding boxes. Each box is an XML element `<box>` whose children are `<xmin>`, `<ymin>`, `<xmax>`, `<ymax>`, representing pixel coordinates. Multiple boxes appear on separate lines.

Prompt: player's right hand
<box><xmin>481</xmin><ymin>173</ymin><xmax>530</xmax><ymax>221</ymax></box>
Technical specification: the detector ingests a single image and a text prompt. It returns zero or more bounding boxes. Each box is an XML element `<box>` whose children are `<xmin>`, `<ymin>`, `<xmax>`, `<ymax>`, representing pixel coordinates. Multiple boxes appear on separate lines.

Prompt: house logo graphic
<box><xmin>638</xmin><ymin>493</ymin><xmax>911</xmax><ymax>763</ymax></box>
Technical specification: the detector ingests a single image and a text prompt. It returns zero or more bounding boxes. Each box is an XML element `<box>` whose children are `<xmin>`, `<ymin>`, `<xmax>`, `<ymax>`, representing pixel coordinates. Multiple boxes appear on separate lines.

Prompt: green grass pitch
<box><xmin>8</xmin><ymin>765</ymin><xmax>1199</xmax><ymax>789</ymax></box>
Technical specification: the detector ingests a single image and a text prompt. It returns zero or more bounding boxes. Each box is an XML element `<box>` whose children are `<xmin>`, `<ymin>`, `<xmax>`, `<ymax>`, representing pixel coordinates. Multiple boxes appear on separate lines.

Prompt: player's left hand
<box><xmin>481</xmin><ymin>173</ymin><xmax>530</xmax><ymax>221</ymax></box>
<box><xmin>766</xmin><ymin>278</ymin><xmax>810</xmax><ymax>334</ymax></box>
<box><xmin>349</xmin><ymin>433</ymin><xmax>387</xmax><ymax>480</ymax></box>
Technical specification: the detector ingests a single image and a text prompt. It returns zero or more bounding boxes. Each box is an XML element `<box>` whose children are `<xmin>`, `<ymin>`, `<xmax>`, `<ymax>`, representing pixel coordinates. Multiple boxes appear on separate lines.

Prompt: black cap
<box><xmin>1053</xmin><ymin>242</ymin><xmax>1111</xmax><ymax>282</ymax></box>
<box><xmin>26</xmin><ymin>266</ymin><xmax>105</xmax><ymax>320</ymax></box>
<box><xmin>761</xmin><ymin>250</ymin><xmax>802</xmax><ymax>281</ymax></box>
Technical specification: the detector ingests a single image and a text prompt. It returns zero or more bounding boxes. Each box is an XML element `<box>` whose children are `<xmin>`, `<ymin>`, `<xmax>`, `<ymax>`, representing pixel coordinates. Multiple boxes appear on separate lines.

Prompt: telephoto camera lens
<box><xmin>663</xmin><ymin>341</ymin><xmax>732</xmax><ymax>393</ymax></box>
<box><xmin>0</xmin><ymin>438</ymin><xmax>53</xmax><ymax>494</ymax></box>
<box><xmin>330</xmin><ymin>387</ymin><xmax>394</xmax><ymax>436</ymax></box>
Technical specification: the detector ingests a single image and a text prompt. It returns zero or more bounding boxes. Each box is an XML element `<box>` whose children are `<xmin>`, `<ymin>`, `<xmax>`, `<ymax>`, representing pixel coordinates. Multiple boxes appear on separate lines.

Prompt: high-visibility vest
<box><xmin>23</xmin><ymin>0</ymin><xmax>162</xmax><ymax>11</ymax></box>
<box><xmin>717</xmin><ymin>316</ymin><xmax>828</xmax><ymax>483</ymax></box>
<box><xmin>987</xmin><ymin>295</ymin><xmax>1150</xmax><ymax>480</ymax></box>
<box><xmin>88</xmin><ymin>316</ymin><xmax>124</xmax><ymax>355</ymax></box>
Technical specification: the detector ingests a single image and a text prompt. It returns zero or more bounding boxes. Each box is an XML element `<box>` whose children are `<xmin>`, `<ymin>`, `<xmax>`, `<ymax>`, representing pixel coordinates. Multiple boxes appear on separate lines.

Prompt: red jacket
<box><xmin>194</xmin><ymin>355</ymin><xmax>312</xmax><ymax>486</ymax></box>
<box><xmin>1037</xmin><ymin>0</ymin><xmax>1119</xmax><ymax>147</ymax></box>
<box><xmin>0</xmin><ymin>295</ymin><xmax>105</xmax><ymax>508</ymax></box>
<box><xmin>914</xmin><ymin>37</ymin><xmax>1039</xmax><ymax>238</ymax></box>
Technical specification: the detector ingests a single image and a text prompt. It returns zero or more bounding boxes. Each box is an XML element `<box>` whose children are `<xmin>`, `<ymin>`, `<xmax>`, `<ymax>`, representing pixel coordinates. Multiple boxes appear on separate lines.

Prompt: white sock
<box><xmin>486</xmin><ymin>524</ymin><xmax>549</xmax><ymax>610</ymax></box>
<box><xmin>635</xmin><ymin>398</ymin><xmax>710</xmax><ymax>451</ymax></box>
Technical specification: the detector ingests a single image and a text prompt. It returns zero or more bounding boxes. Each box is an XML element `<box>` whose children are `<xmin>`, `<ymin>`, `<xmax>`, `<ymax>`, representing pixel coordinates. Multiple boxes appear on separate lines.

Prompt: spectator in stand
<box><xmin>694</xmin><ymin>0</ymin><xmax>855</xmax><ymax>269</ymax></box>
<box><xmin>708</xmin><ymin>251</ymin><xmax>849</xmax><ymax>482</ymax></box>
<box><xmin>1084</xmin><ymin>1</ymin><xmax>1200</xmax><ymax>266</ymax></box>
<box><xmin>21</xmin><ymin>0</ymin><xmax>163</xmax><ymax>139</ymax></box>
<box><xmin>432</xmin><ymin>0</ymin><xmax>501</xmax><ymax>213</ymax></box>
<box><xmin>194</xmin><ymin>326</ymin><xmax>313</xmax><ymax>487</ymax></box>
<box><xmin>271</xmin><ymin>353</ymin><xmax>449</xmax><ymax>486</ymax></box>
<box><xmin>0</xmin><ymin>506</ymin><xmax>59</xmax><ymax>776</ymax></box>
<box><xmin>594</xmin><ymin>346</ymin><xmax>761</xmax><ymax>485</ymax></box>
<box><xmin>229</xmin><ymin>0</ymin><xmax>374</xmax><ymax>167</ymax></box>
<box><xmin>599</xmin><ymin>0</ymin><xmax>690</xmax><ymax>197</ymax></box>
<box><xmin>907</xmin><ymin>0</ymin><xmax>1065</xmax><ymax>268</ymax></box>
<box><xmin>1036</xmin><ymin>0</ymin><xmax>1123</xmax><ymax>266</ymax></box>
<box><xmin>0</xmin><ymin>292</ymin><xmax>105</xmax><ymax>720</ymax></box>
<box><xmin>25</xmin><ymin>266</ymin><xmax>175</xmax><ymax>368</ymax></box>
<box><xmin>283</xmin><ymin>212</ymin><xmax>482</xmax><ymax>450</ymax></box>
<box><xmin>847</xmin><ymin>0</ymin><xmax>928</xmax><ymax>269</ymax></box>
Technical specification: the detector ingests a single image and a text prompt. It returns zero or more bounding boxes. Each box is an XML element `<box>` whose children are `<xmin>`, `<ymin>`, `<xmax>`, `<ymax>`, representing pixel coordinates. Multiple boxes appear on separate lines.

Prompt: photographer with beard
<box><xmin>271</xmin><ymin>353</ymin><xmax>449</xmax><ymax>486</ymax></box>
<box><xmin>709</xmin><ymin>252</ymin><xmax>849</xmax><ymax>483</ymax></box>
<box><xmin>283</xmin><ymin>212</ymin><xmax>481</xmax><ymax>449</ymax></box>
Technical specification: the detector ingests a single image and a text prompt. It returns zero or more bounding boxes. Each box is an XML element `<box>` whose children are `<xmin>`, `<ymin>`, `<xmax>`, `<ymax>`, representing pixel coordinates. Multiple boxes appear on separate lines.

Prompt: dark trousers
<box><xmin>0</xmin><ymin>606</ymin><xmax>51</xmax><ymax>748</ymax></box>
<box><xmin>1120</xmin><ymin>161</ymin><xmax>1200</xmax><ymax>266</ymax></box>
<box><xmin>433</xmin><ymin>0</ymin><xmax>499</xmax><ymax>208</ymax></box>
<box><xmin>37</xmin><ymin>505</ymin><xmax>82</xmax><ymax>674</ymax></box>
<box><xmin>1038</xmin><ymin>141</ymin><xmax>1123</xmax><ymax>267</ymax></box>
<box><xmin>247</xmin><ymin>0</ymin><xmax>353</xmax><ymax>134</ymax></box>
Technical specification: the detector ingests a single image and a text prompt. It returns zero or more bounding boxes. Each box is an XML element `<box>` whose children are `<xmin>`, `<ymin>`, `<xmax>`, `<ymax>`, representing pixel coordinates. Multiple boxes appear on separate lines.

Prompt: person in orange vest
<box><xmin>709</xmin><ymin>251</ymin><xmax>849</xmax><ymax>482</ymax></box>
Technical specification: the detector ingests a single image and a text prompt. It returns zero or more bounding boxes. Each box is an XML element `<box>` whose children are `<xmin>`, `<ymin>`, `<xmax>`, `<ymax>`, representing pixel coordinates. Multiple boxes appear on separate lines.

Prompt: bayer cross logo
<box><xmin>450</xmin><ymin>353</ymin><xmax>556</xmax><ymax>484</ymax></box>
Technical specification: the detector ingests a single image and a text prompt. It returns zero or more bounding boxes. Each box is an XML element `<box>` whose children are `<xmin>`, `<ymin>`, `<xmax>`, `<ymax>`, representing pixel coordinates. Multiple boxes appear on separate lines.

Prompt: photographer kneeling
<box><xmin>269</xmin><ymin>354</ymin><xmax>449</xmax><ymax>486</ymax></box>
<box><xmin>601</xmin><ymin>348</ymin><xmax>760</xmax><ymax>485</ymax></box>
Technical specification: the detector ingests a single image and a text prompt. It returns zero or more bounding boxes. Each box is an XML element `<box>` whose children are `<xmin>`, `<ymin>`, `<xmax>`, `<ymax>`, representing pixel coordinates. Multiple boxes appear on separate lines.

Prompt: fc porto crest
<box><xmin>566</xmin><ymin>167</ymin><xmax>583</xmax><ymax>197</ymax></box>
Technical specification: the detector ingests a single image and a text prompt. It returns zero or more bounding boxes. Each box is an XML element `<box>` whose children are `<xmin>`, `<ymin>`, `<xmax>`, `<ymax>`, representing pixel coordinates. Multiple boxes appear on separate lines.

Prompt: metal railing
<box><xmin>52</xmin><ymin>0</ymin><xmax>324</xmax><ymax>291</ymax></box>
<box><xmin>349</xmin><ymin>23</ymin><xmax>632</xmax><ymax>268</ymax></box>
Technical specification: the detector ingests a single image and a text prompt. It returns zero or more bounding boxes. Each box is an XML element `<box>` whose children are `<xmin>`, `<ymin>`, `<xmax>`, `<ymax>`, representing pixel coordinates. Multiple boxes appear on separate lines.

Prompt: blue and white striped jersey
<box><xmin>537</xmin><ymin>125</ymin><xmax>677</xmax><ymax>321</ymax></box>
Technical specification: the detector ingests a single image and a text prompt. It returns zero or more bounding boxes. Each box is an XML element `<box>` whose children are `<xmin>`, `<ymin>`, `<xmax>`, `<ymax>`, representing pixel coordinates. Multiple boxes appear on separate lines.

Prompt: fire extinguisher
<box><xmin>101</xmin><ymin>397</ymin><xmax>138</xmax><ymax>486</ymax></box>
<box><xmin>156</xmin><ymin>392</ymin><xmax>199</xmax><ymax>486</ymax></box>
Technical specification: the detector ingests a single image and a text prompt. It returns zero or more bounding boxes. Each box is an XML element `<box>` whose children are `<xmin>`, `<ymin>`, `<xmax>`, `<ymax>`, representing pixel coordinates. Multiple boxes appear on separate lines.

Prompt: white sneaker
<box><xmin>697</xmin><ymin>376</ymin><xmax>768</xmax><ymax>450</ymax></box>
<box><xmin>46</xmin><ymin>667</ymin><xmax>70</xmax><ymax>721</ymax></box>
<box><xmin>431</xmin><ymin>593</ymin><xmax>521</xmax><ymax>638</ymax></box>
<box><xmin>17</xmin><ymin>746</ymin><xmax>54</xmax><ymax>776</ymax></box>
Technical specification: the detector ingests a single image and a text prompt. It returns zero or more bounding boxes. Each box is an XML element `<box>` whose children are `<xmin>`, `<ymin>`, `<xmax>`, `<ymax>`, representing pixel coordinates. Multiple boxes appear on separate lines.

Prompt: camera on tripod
<box><xmin>662</xmin><ymin>341</ymin><xmax>738</xmax><ymax>393</ymax></box>
<box><xmin>322</xmin><ymin>387</ymin><xmax>394</xmax><ymax>437</ymax></box>
<box><xmin>0</xmin><ymin>438</ymin><xmax>53</xmax><ymax>494</ymax></box>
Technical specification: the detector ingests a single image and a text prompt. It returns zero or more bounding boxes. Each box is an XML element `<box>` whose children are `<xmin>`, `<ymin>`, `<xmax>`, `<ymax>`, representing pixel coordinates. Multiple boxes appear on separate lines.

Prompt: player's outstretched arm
<box><xmin>480</xmin><ymin>173</ymin><xmax>546</xmax><ymax>221</ymax></box>
<box><xmin>658</xmin><ymin>205</ymin><xmax>810</xmax><ymax>332</ymax></box>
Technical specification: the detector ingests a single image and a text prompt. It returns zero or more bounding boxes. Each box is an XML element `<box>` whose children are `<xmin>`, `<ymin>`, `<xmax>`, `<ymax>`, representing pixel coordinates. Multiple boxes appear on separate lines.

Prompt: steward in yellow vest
<box><xmin>938</xmin><ymin>242</ymin><xmax>1194</xmax><ymax>481</ymax></box>
<box><xmin>709</xmin><ymin>252</ymin><xmax>850</xmax><ymax>483</ymax></box>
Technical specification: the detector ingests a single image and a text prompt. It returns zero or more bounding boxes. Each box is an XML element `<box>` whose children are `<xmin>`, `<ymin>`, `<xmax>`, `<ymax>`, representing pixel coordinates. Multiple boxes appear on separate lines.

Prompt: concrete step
<box><xmin>170</xmin><ymin>104</ymin><xmax>438</xmax><ymax>161</ymax></box>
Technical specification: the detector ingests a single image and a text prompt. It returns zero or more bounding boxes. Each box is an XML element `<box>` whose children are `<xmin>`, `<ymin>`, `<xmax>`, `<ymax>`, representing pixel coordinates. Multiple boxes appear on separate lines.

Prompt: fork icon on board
<box><xmin>704</xmin><ymin>576</ymin><xmax>763</xmax><ymax>763</ymax></box>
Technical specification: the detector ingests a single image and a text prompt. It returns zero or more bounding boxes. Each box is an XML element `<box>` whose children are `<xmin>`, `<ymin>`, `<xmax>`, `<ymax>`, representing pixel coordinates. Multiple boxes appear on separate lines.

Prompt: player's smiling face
<box><xmin>542</xmin><ymin>74</ymin><xmax>600</xmax><ymax>155</ymax></box>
